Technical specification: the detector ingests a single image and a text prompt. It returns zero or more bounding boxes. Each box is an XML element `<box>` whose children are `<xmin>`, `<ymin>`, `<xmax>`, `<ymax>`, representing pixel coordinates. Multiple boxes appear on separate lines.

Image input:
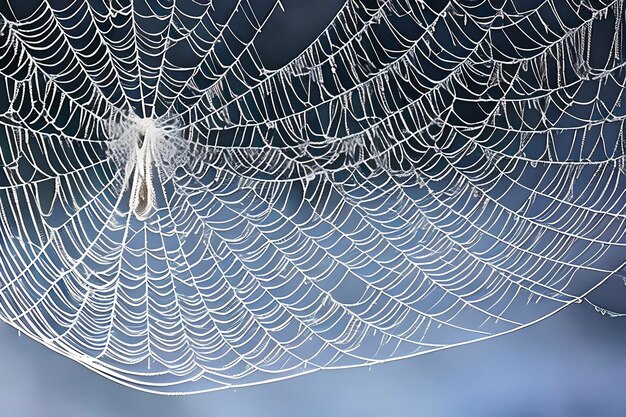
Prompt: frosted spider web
<box><xmin>0</xmin><ymin>0</ymin><xmax>624</xmax><ymax>394</ymax></box>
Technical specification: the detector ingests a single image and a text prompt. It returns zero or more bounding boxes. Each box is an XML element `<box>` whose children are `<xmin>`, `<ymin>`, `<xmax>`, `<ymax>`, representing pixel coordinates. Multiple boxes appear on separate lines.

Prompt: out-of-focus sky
<box><xmin>1</xmin><ymin>300</ymin><xmax>626</xmax><ymax>417</ymax></box>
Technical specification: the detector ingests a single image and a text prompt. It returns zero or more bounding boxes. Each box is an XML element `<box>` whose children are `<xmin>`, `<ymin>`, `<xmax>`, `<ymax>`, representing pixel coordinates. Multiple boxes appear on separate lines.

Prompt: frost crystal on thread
<box><xmin>0</xmin><ymin>0</ymin><xmax>624</xmax><ymax>394</ymax></box>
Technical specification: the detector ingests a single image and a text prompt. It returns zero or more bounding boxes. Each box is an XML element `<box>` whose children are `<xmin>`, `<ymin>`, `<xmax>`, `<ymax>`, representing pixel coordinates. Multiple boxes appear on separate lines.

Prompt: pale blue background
<box><xmin>1</xmin><ymin>299</ymin><xmax>626</xmax><ymax>417</ymax></box>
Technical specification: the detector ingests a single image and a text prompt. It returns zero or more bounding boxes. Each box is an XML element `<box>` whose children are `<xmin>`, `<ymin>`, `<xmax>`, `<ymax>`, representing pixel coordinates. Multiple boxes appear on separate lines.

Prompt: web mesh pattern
<box><xmin>0</xmin><ymin>0</ymin><xmax>625</xmax><ymax>393</ymax></box>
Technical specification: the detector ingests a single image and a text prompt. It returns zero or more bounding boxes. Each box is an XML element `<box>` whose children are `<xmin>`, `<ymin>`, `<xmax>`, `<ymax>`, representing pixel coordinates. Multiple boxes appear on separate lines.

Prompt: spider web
<box><xmin>0</xmin><ymin>0</ymin><xmax>624</xmax><ymax>394</ymax></box>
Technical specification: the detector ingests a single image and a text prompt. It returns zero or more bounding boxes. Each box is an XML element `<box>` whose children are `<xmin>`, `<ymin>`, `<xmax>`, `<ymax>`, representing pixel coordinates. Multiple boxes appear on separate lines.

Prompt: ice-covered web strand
<box><xmin>0</xmin><ymin>0</ymin><xmax>624</xmax><ymax>394</ymax></box>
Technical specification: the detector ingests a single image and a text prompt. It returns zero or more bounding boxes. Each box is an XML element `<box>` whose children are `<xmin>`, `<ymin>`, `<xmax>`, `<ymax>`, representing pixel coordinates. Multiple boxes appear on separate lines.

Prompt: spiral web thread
<box><xmin>0</xmin><ymin>0</ymin><xmax>624</xmax><ymax>393</ymax></box>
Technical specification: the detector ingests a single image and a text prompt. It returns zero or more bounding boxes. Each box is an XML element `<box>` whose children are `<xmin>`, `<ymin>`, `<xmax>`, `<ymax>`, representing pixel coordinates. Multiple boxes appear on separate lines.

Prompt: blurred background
<box><xmin>1</xmin><ymin>298</ymin><xmax>626</xmax><ymax>417</ymax></box>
